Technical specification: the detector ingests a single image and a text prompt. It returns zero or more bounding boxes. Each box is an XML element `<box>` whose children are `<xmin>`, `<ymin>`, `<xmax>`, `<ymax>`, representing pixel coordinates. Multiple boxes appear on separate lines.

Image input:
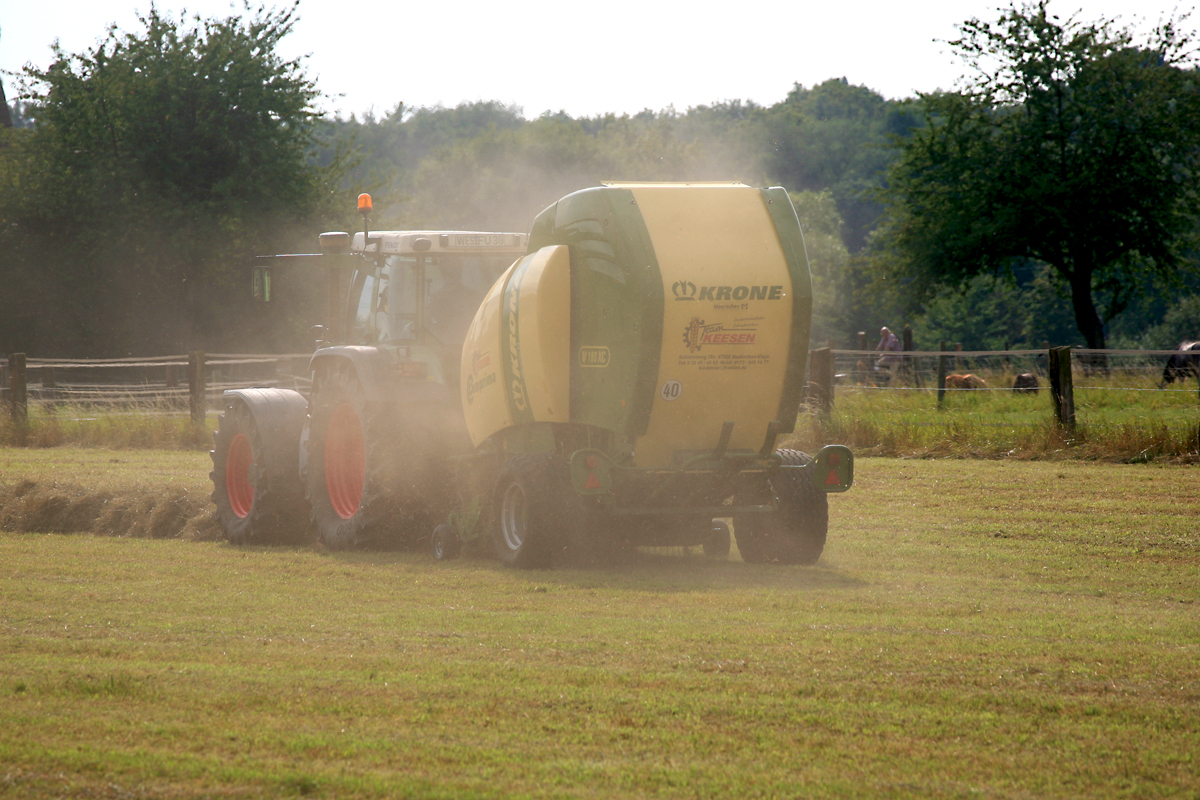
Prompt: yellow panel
<box><xmin>629</xmin><ymin>185</ymin><xmax>794</xmax><ymax>467</ymax></box>
<box><xmin>461</xmin><ymin>260</ymin><xmax>517</xmax><ymax>448</ymax></box>
<box><xmin>517</xmin><ymin>246</ymin><xmax>571</xmax><ymax>423</ymax></box>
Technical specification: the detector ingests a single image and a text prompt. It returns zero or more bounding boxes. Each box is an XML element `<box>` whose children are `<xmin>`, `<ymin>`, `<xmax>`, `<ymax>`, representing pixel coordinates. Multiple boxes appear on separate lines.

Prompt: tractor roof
<box><xmin>351</xmin><ymin>230</ymin><xmax>528</xmax><ymax>256</ymax></box>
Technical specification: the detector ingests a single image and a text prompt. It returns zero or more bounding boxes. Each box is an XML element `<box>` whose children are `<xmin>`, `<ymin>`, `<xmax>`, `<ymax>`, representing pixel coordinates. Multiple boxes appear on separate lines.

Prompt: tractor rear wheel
<box><xmin>734</xmin><ymin>449</ymin><xmax>828</xmax><ymax>565</ymax></box>
<box><xmin>492</xmin><ymin>454</ymin><xmax>571</xmax><ymax>569</ymax></box>
<box><xmin>210</xmin><ymin>400</ymin><xmax>308</xmax><ymax>544</ymax></box>
<box><xmin>305</xmin><ymin>362</ymin><xmax>423</xmax><ymax>549</ymax></box>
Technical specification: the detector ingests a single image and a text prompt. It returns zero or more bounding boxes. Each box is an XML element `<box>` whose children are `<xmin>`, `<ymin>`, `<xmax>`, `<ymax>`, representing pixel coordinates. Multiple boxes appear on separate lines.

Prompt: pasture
<box><xmin>1</xmin><ymin>449</ymin><xmax>1197</xmax><ymax>798</ymax></box>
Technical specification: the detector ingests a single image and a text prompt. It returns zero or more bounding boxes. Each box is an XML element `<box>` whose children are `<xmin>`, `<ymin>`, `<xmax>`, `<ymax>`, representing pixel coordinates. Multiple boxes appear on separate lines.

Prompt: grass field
<box><xmin>1</xmin><ymin>448</ymin><xmax>1197</xmax><ymax>798</ymax></box>
<box><xmin>788</xmin><ymin>376</ymin><xmax>1200</xmax><ymax>462</ymax></box>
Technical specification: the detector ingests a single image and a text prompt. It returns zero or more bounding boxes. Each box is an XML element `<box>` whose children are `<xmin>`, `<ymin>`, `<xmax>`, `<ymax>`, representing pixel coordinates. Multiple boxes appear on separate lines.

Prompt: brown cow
<box><xmin>945</xmin><ymin>373</ymin><xmax>987</xmax><ymax>390</ymax></box>
<box><xmin>1012</xmin><ymin>373</ymin><xmax>1039</xmax><ymax>393</ymax></box>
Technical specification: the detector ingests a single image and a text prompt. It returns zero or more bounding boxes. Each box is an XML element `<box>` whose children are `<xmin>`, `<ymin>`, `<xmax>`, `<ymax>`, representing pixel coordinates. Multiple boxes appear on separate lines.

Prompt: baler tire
<box><xmin>210</xmin><ymin>400</ymin><xmax>308</xmax><ymax>545</ymax></box>
<box><xmin>492</xmin><ymin>454</ymin><xmax>569</xmax><ymax>569</ymax></box>
<box><xmin>431</xmin><ymin>524</ymin><xmax>461</xmax><ymax>561</ymax></box>
<box><xmin>305</xmin><ymin>362</ymin><xmax>413</xmax><ymax>550</ymax></box>
<box><xmin>704</xmin><ymin>519</ymin><xmax>732</xmax><ymax>559</ymax></box>
<box><xmin>735</xmin><ymin>449</ymin><xmax>828</xmax><ymax>565</ymax></box>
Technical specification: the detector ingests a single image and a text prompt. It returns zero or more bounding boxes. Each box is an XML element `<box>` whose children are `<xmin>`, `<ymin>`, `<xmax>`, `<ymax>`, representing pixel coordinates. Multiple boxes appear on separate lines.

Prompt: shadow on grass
<box><xmin>321</xmin><ymin>544</ymin><xmax>869</xmax><ymax>593</ymax></box>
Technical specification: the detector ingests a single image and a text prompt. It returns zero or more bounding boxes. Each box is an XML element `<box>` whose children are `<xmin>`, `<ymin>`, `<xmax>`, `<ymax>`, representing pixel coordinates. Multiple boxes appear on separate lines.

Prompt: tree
<box><xmin>0</xmin><ymin>3</ymin><xmax>338</xmax><ymax>355</ymax></box>
<box><xmin>874</xmin><ymin>1</ymin><xmax>1200</xmax><ymax>349</ymax></box>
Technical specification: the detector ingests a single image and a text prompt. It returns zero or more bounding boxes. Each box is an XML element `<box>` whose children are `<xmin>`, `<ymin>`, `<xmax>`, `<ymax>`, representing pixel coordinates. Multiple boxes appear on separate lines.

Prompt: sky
<box><xmin>2</xmin><ymin>0</ymin><xmax>1195</xmax><ymax>119</ymax></box>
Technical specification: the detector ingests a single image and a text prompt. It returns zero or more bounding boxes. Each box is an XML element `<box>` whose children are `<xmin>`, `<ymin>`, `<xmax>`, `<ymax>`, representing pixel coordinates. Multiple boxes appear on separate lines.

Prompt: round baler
<box><xmin>451</xmin><ymin>182</ymin><xmax>853</xmax><ymax>566</ymax></box>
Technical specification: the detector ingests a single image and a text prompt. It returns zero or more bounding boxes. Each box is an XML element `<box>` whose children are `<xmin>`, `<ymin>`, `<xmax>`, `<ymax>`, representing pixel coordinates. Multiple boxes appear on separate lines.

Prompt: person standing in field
<box><xmin>875</xmin><ymin>326</ymin><xmax>902</xmax><ymax>383</ymax></box>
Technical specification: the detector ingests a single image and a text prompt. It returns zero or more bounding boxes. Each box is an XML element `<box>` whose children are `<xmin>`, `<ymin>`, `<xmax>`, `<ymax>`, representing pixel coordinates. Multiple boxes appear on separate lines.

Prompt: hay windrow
<box><xmin>0</xmin><ymin>479</ymin><xmax>221</xmax><ymax>541</ymax></box>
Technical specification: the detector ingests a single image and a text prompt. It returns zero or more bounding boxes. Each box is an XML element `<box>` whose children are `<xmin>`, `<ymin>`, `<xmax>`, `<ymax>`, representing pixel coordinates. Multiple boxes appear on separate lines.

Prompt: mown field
<box><xmin>1</xmin><ymin>449</ymin><xmax>1198</xmax><ymax>798</ymax></box>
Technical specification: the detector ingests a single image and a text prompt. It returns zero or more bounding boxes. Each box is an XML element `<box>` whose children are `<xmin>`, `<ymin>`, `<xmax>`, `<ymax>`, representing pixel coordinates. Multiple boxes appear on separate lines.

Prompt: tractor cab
<box><xmin>342</xmin><ymin>232</ymin><xmax>526</xmax><ymax>352</ymax></box>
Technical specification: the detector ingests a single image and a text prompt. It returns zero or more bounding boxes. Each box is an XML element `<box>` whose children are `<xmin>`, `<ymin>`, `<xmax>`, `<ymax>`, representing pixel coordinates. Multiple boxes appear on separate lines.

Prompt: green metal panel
<box><xmin>499</xmin><ymin>254</ymin><xmax>537</xmax><ymax>426</ymax></box>
<box><xmin>529</xmin><ymin>187</ymin><xmax>664</xmax><ymax>439</ymax></box>
<box><xmin>760</xmin><ymin>187</ymin><xmax>813</xmax><ymax>434</ymax></box>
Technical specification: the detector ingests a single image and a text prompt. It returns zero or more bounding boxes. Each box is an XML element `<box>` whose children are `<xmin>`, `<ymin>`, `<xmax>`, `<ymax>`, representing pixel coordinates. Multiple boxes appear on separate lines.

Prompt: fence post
<box><xmin>902</xmin><ymin>325</ymin><xmax>915</xmax><ymax>386</ymax></box>
<box><xmin>809</xmin><ymin>347</ymin><xmax>834</xmax><ymax>414</ymax></box>
<box><xmin>8</xmin><ymin>353</ymin><xmax>28</xmax><ymax>444</ymax></box>
<box><xmin>856</xmin><ymin>332</ymin><xmax>867</xmax><ymax>384</ymax></box>
<box><xmin>1048</xmin><ymin>346</ymin><xmax>1076</xmax><ymax>431</ymax></box>
<box><xmin>188</xmin><ymin>351</ymin><xmax>207</xmax><ymax>426</ymax></box>
<box><xmin>937</xmin><ymin>342</ymin><xmax>948</xmax><ymax>409</ymax></box>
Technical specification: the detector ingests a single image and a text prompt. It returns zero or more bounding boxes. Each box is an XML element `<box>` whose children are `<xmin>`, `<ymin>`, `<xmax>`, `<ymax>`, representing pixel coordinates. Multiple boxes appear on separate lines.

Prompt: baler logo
<box><xmin>505</xmin><ymin>282</ymin><xmax>527</xmax><ymax>412</ymax></box>
<box><xmin>675</xmin><ymin>281</ymin><xmax>786</xmax><ymax>302</ymax></box>
<box><xmin>499</xmin><ymin>256</ymin><xmax>534</xmax><ymax>422</ymax></box>
<box><xmin>683</xmin><ymin>317</ymin><xmax>758</xmax><ymax>352</ymax></box>
<box><xmin>465</xmin><ymin>350</ymin><xmax>495</xmax><ymax>405</ymax></box>
<box><xmin>672</xmin><ymin>280</ymin><xmax>697</xmax><ymax>300</ymax></box>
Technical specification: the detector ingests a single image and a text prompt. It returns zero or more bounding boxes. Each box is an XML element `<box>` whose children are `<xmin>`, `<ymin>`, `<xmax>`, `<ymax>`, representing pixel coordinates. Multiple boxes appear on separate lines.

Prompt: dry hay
<box><xmin>0</xmin><ymin>479</ymin><xmax>221</xmax><ymax>540</ymax></box>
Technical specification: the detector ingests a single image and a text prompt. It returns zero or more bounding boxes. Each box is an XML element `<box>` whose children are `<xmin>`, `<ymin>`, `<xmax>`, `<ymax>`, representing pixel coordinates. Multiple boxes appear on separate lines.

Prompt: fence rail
<box><xmin>3</xmin><ymin>347</ymin><xmax>1198</xmax><ymax>434</ymax></box>
<box><xmin>1</xmin><ymin>352</ymin><xmax>313</xmax><ymax>428</ymax></box>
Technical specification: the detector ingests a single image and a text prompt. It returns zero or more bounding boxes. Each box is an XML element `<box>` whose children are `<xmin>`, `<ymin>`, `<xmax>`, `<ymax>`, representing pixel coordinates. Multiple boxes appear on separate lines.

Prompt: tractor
<box><xmin>210</xmin><ymin>184</ymin><xmax>853</xmax><ymax>566</ymax></box>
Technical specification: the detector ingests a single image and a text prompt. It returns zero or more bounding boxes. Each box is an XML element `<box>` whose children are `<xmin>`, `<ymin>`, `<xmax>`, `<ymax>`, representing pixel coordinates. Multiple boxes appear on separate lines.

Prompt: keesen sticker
<box><xmin>660</xmin><ymin>380</ymin><xmax>682</xmax><ymax>401</ymax></box>
<box><xmin>683</xmin><ymin>317</ymin><xmax>760</xmax><ymax>353</ymax></box>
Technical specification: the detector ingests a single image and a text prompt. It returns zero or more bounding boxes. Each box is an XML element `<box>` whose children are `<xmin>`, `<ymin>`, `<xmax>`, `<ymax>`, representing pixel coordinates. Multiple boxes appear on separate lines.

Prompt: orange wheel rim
<box><xmin>225</xmin><ymin>433</ymin><xmax>255</xmax><ymax>518</ymax></box>
<box><xmin>325</xmin><ymin>403</ymin><xmax>365</xmax><ymax>519</ymax></box>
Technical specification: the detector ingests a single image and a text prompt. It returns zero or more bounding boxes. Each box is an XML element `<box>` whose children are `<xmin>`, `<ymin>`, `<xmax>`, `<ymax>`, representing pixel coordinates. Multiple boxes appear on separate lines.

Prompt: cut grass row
<box><xmin>1</xmin><ymin>449</ymin><xmax>1197</xmax><ymax>798</ymax></box>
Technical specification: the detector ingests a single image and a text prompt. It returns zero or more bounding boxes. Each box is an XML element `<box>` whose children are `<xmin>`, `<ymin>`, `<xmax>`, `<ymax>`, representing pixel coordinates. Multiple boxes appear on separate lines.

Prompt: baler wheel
<box><xmin>210</xmin><ymin>400</ymin><xmax>308</xmax><ymax>544</ymax></box>
<box><xmin>704</xmin><ymin>519</ymin><xmax>732</xmax><ymax>559</ymax></box>
<box><xmin>492</xmin><ymin>454</ymin><xmax>570</xmax><ymax>568</ymax></box>
<box><xmin>431</xmin><ymin>524</ymin><xmax>461</xmax><ymax>561</ymax></box>
<box><xmin>734</xmin><ymin>449</ymin><xmax>828</xmax><ymax>565</ymax></box>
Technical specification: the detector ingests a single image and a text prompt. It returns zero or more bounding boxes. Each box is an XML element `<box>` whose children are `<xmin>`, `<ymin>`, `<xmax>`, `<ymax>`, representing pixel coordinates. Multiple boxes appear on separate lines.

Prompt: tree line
<box><xmin>2</xmin><ymin>1</ymin><xmax>1198</xmax><ymax>358</ymax></box>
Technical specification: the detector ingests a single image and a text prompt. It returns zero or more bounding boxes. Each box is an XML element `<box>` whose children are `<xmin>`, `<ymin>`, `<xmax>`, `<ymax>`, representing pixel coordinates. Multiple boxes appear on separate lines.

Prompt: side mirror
<box><xmin>252</xmin><ymin>265</ymin><xmax>272</xmax><ymax>302</ymax></box>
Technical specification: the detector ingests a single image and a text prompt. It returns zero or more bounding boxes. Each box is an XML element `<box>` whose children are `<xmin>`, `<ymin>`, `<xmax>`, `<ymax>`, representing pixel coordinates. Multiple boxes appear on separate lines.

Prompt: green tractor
<box><xmin>210</xmin><ymin>184</ymin><xmax>853</xmax><ymax>565</ymax></box>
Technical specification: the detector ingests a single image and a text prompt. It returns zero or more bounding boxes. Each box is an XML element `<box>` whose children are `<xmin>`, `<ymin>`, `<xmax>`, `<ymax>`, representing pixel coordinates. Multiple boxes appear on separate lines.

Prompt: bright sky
<box><xmin>2</xmin><ymin>0</ymin><xmax>1194</xmax><ymax>119</ymax></box>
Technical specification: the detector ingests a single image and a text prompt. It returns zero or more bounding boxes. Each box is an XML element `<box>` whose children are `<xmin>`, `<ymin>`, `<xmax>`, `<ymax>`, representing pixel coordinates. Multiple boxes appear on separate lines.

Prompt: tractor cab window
<box><xmin>424</xmin><ymin>255</ymin><xmax>512</xmax><ymax>347</ymax></box>
<box><xmin>378</xmin><ymin>256</ymin><xmax>420</xmax><ymax>341</ymax></box>
<box><xmin>347</xmin><ymin>269</ymin><xmax>377</xmax><ymax>344</ymax></box>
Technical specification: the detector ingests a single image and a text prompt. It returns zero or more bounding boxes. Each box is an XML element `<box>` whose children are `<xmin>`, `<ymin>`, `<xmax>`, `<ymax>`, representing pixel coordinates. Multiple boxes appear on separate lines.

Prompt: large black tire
<box><xmin>492</xmin><ymin>454</ymin><xmax>574</xmax><ymax>569</ymax></box>
<box><xmin>210</xmin><ymin>399</ymin><xmax>309</xmax><ymax>545</ymax></box>
<box><xmin>305</xmin><ymin>362</ymin><xmax>442</xmax><ymax>549</ymax></box>
<box><xmin>734</xmin><ymin>449</ymin><xmax>828</xmax><ymax>565</ymax></box>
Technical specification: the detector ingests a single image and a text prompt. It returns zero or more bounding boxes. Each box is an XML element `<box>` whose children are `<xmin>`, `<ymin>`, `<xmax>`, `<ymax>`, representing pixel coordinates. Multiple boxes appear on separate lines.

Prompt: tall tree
<box><xmin>874</xmin><ymin>1</ymin><xmax>1200</xmax><ymax>349</ymax></box>
<box><xmin>0</xmin><ymin>3</ymin><xmax>337</xmax><ymax>355</ymax></box>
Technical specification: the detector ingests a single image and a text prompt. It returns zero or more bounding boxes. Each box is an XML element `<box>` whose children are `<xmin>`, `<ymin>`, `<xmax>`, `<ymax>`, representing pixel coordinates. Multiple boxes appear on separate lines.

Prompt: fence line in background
<box><xmin>4</xmin><ymin>348</ymin><xmax>1199</xmax><ymax>431</ymax></box>
<box><xmin>2</xmin><ymin>351</ymin><xmax>313</xmax><ymax>426</ymax></box>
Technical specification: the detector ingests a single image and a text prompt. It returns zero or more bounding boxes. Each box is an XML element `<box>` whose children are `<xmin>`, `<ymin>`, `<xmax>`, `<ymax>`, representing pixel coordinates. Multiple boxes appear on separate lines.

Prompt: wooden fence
<box><xmin>805</xmin><ymin>346</ymin><xmax>1198</xmax><ymax>431</ymax></box>
<box><xmin>1</xmin><ymin>352</ymin><xmax>312</xmax><ymax>427</ymax></box>
<box><xmin>4</xmin><ymin>347</ymin><xmax>1198</xmax><ymax>435</ymax></box>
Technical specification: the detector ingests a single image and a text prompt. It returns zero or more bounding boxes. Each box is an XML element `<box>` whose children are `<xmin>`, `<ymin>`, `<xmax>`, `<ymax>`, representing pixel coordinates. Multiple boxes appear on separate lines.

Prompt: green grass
<box><xmin>788</xmin><ymin>373</ymin><xmax>1200</xmax><ymax>462</ymax></box>
<box><xmin>2</xmin><ymin>450</ymin><xmax>1198</xmax><ymax>798</ymax></box>
<box><xmin>0</xmin><ymin>403</ymin><xmax>216</xmax><ymax>449</ymax></box>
